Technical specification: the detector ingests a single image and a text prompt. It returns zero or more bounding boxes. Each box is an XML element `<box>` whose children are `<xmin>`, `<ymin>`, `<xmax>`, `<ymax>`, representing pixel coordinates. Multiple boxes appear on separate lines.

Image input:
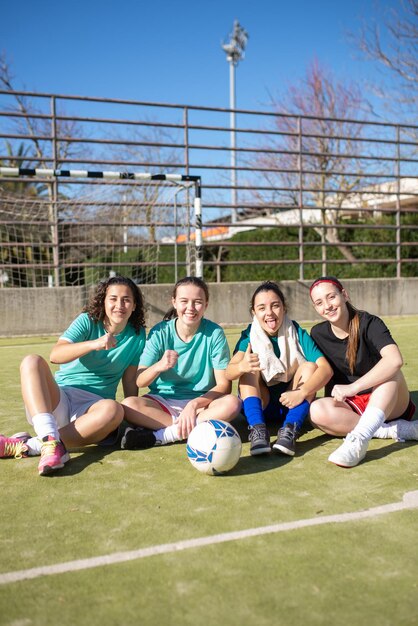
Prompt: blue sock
<box><xmin>243</xmin><ymin>396</ymin><xmax>265</xmax><ymax>427</ymax></box>
<box><xmin>283</xmin><ymin>400</ymin><xmax>310</xmax><ymax>430</ymax></box>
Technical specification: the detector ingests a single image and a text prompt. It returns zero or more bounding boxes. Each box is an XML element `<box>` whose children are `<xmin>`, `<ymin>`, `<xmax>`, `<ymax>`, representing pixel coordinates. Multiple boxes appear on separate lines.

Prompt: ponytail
<box><xmin>346</xmin><ymin>302</ymin><xmax>360</xmax><ymax>375</ymax></box>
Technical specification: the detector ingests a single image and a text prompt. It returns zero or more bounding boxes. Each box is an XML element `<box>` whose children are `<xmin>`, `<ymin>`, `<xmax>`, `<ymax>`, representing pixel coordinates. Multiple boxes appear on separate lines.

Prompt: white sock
<box><xmin>352</xmin><ymin>406</ymin><xmax>386</xmax><ymax>441</ymax></box>
<box><xmin>31</xmin><ymin>413</ymin><xmax>60</xmax><ymax>441</ymax></box>
<box><xmin>373</xmin><ymin>423</ymin><xmax>393</xmax><ymax>439</ymax></box>
<box><xmin>374</xmin><ymin>420</ymin><xmax>413</xmax><ymax>440</ymax></box>
<box><xmin>154</xmin><ymin>424</ymin><xmax>181</xmax><ymax>445</ymax></box>
<box><xmin>25</xmin><ymin>437</ymin><xmax>42</xmax><ymax>456</ymax></box>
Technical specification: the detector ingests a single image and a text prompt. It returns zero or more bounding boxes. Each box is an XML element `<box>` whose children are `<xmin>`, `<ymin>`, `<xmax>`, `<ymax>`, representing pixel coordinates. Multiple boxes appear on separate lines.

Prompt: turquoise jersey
<box><xmin>140</xmin><ymin>318</ymin><xmax>230</xmax><ymax>400</ymax></box>
<box><xmin>234</xmin><ymin>321</ymin><xmax>324</xmax><ymax>397</ymax></box>
<box><xmin>55</xmin><ymin>313</ymin><xmax>146</xmax><ymax>399</ymax></box>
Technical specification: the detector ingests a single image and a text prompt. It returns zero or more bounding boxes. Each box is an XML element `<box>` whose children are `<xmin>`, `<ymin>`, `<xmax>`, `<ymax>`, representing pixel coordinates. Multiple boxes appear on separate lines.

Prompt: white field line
<box><xmin>1</xmin><ymin>490</ymin><xmax>417</xmax><ymax>586</ymax></box>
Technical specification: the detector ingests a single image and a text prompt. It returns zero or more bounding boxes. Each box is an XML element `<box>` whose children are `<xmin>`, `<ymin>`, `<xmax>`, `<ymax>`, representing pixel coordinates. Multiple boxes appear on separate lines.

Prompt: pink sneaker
<box><xmin>38</xmin><ymin>436</ymin><xmax>70</xmax><ymax>476</ymax></box>
<box><xmin>0</xmin><ymin>432</ymin><xmax>31</xmax><ymax>459</ymax></box>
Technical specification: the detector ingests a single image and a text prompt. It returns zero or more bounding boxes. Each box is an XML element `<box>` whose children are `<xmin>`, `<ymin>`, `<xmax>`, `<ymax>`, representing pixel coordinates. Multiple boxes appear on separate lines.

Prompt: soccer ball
<box><xmin>186</xmin><ymin>419</ymin><xmax>242</xmax><ymax>475</ymax></box>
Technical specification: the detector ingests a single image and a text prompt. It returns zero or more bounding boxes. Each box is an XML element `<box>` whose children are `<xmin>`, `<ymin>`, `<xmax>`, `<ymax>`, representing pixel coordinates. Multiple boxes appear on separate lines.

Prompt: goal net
<box><xmin>0</xmin><ymin>168</ymin><xmax>202</xmax><ymax>289</ymax></box>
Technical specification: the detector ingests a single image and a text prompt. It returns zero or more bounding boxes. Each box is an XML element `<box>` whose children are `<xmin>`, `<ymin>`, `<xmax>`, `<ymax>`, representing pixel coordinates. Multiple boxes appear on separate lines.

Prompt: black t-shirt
<box><xmin>310</xmin><ymin>311</ymin><xmax>397</xmax><ymax>396</ymax></box>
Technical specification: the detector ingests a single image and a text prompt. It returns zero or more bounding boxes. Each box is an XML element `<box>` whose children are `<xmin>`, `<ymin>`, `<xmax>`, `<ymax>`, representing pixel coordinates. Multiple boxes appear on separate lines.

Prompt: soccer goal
<box><xmin>0</xmin><ymin>167</ymin><xmax>202</xmax><ymax>288</ymax></box>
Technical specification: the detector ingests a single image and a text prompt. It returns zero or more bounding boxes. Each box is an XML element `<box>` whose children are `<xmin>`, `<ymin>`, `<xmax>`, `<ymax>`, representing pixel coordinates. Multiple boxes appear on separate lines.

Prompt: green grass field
<box><xmin>0</xmin><ymin>319</ymin><xmax>417</xmax><ymax>626</ymax></box>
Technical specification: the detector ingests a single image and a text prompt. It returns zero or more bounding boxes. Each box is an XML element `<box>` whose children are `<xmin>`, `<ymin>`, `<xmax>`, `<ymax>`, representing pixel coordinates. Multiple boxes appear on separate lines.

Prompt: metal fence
<box><xmin>0</xmin><ymin>88</ymin><xmax>417</xmax><ymax>285</ymax></box>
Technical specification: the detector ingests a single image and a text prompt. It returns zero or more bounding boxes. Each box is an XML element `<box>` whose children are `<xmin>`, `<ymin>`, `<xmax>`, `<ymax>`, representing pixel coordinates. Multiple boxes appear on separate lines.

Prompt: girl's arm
<box><xmin>122</xmin><ymin>365</ymin><xmax>139</xmax><ymax>398</ymax></box>
<box><xmin>280</xmin><ymin>356</ymin><xmax>333</xmax><ymax>407</ymax></box>
<box><xmin>225</xmin><ymin>344</ymin><xmax>262</xmax><ymax>381</ymax></box>
<box><xmin>331</xmin><ymin>344</ymin><xmax>403</xmax><ymax>402</ymax></box>
<box><xmin>50</xmin><ymin>334</ymin><xmax>116</xmax><ymax>364</ymax></box>
<box><xmin>136</xmin><ymin>349</ymin><xmax>178</xmax><ymax>388</ymax></box>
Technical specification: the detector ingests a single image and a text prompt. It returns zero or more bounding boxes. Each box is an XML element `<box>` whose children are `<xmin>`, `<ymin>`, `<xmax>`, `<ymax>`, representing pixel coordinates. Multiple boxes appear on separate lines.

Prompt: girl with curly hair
<box><xmin>0</xmin><ymin>275</ymin><xmax>146</xmax><ymax>476</ymax></box>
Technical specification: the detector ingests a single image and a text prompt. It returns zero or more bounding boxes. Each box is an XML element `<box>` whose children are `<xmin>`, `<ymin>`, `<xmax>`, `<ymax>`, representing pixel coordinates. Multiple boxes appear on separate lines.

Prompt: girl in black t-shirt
<box><xmin>309</xmin><ymin>276</ymin><xmax>416</xmax><ymax>468</ymax></box>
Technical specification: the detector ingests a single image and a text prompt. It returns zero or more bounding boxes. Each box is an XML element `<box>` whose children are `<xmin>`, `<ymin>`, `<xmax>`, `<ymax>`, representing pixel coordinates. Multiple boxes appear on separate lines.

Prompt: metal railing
<box><xmin>0</xmin><ymin>88</ymin><xmax>417</xmax><ymax>284</ymax></box>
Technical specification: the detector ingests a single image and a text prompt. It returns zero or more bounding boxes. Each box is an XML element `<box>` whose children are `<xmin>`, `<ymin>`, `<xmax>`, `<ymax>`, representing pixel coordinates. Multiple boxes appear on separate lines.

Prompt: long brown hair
<box><xmin>163</xmin><ymin>276</ymin><xmax>209</xmax><ymax>321</ymax></box>
<box><xmin>310</xmin><ymin>276</ymin><xmax>359</xmax><ymax>374</ymax></box>
<box><xmin>83</xmin><ymin>275</ymin><xmax>146</xmax><ymax>334</ymax></box>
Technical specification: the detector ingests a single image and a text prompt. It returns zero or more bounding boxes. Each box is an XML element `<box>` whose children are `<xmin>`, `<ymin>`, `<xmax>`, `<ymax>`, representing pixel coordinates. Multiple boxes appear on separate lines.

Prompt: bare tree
<box><xmin>247</xmin><ymin>61</ymin><xmax>377</xmax><ymax>264</ymax></box>
<box><xmin>353</xmin><ymin>0</ymin><xmax>418</xmax><ymax>121</ymax></box>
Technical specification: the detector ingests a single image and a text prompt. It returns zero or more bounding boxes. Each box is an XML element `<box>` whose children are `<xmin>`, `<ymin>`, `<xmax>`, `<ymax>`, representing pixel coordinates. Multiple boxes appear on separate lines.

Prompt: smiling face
<box><xmin>252</xmin><ymin>289</ymin><xmax>286</xmax><ymax>336</ymax></box>
<box><xmin>172</xmin><ymin>283</ymin><xmax>208</xmax><ymax>330</ymax></box>
<box><xmin>104</xmin><ymin>284</ymin><xmax>136</xmax><ymax>331</ymax></box>
<box><xmin>310</xmin><ymin>281</ymin><xmax>349</xmax><ymax>328</ymax></box>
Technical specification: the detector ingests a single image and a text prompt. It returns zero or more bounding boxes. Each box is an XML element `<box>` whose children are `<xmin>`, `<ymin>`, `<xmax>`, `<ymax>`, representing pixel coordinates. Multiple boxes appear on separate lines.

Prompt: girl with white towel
<box><xmin>226</xmin><ymin>281</ymin><xmax>332</xmax><ymax>457</ymax></box>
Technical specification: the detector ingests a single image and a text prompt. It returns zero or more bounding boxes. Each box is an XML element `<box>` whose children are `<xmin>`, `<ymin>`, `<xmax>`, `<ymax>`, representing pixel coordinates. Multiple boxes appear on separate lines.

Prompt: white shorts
<box><xmin>144</xmin><ymin>394</ymin><xmax>191</xmax><ymax>422</ymax></box>
<box><xmin>26</xmin><ymin>386</ymin><xmax>104</xmax><ymax>429</ymax></box>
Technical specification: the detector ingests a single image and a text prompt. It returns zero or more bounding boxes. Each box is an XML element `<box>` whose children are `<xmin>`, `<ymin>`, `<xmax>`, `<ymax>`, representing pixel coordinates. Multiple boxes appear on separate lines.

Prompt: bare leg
<box><xmin>59</xmin><ymin>400</ymin><xmax>124</xmax><ymax>448</ymax></box>
<box><xmin>239</xmin><ymin>371</ymin><xmax>270</xmax><ymax>408</ymax></box>
<box><xmin>122</xmin><ymin>396</ymin><xmax>173</xmax><ymax>429</ymax></box>
<box><xmin>196</xmin><ymin>394</ymin><xmax>242</xmax><ymax>423</ymax></box>
<box><xmin>291</xmin><ymin>362</ymin><xmax>318</xmax><ymax>401</ymax></box>
<box><xmin>20</xmin><ymin>354</ymin><xmax>61</xmax><ymax>417</ymax></box>
<box><xmin>373</xmin><ymin>371</ymin><xmax>410</xmax><ymax>419</ymax></box>
<box><xmin>309</xmin><ymin>397</ymin><xmax>360</xmax><ymax>436</ymax></box>
<box><xmin>310</xmin><ymin>371</ymin><xmax>411</xmax><ymax>437</ymax></box>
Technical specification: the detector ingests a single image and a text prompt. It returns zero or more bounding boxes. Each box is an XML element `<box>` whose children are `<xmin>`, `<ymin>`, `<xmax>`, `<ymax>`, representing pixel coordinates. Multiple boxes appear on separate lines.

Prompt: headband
<box><xmin>309</xmin><ymin>278</ymin><xmax>344</xmax><ymax>295</ymax></box>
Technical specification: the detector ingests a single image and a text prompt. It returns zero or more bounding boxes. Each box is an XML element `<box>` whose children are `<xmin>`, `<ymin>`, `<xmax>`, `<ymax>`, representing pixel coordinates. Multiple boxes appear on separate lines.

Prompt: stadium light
<box><xmin>222</xmin><ymin>20</ymin><xmax>249</xmax><ymax>224</ymax></box>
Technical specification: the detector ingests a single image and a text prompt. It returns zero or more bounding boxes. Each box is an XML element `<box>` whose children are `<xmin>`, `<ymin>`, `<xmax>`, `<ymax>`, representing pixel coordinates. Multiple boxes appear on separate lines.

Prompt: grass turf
<box><xmin>0</xmin><ymin>319</ymin><xmax>417</xmax><ymax>626</ymax></box>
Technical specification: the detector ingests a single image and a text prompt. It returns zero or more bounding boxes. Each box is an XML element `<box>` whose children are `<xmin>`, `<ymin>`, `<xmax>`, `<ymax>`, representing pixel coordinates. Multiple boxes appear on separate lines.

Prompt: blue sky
<box><xmin>0</xmin><ymin>0</ymin><xmax>402</xmax><ymax>116</ymax></box>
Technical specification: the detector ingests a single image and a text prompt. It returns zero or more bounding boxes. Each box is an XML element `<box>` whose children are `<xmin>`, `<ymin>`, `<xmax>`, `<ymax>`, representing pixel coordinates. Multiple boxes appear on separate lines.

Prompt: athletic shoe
<box><xmin>120</xmin><ymin>426</ymin><xmax>157</xmax><ymax>450</ymax></box>
<box><xmin>328</xmin><ymin>433</ymin><xmax>368</xmax><ymax>468</ymax></box>
<box><xmin>272</xmin><ymin>423</ymin><xmax>300</xmax><ymax>456</ymax></box>
<box><xmin>248</xmin><ymin>423</ymin><xmax>271</xmax><ymax>456</ymax></box>
<box><xmin>38</xmin><ymin>436</ymin><xmax>70</xmax><ymax>476</ymax></box>
<box><xmin>394</xmin><ymin>419</ymin><xmax>418</xmax><ymax>442</ymax></box>
<box><xmin>0</xmin><ymin>432</ymin><xmax>31</xmax><ymax>459</ymax></box>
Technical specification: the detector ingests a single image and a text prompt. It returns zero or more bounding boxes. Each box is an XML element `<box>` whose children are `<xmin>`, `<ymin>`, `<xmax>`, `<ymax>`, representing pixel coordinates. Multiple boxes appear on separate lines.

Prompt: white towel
<box><xmin>249</xmin><ymin>314</ymin><xmax>306</xmax><ymax>386</ymax></box>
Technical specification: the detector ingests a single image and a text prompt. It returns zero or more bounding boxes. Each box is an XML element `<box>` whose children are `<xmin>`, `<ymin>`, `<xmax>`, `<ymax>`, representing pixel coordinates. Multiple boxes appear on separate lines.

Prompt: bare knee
<box><xmin>222</xmin><ymin>394</ymin><xmax>242</xmax><ymax>421</ymax></box>
<box><xmin>122</xmin><ymin>396</ymin><xmax>146</xmax><ymax>411</ymax></box>
<box><xmin>294</xmin><ymin>361</ymin><xmax>318</xmax><ymax>388</ymax></box>
<box><xmin>97</xmin><ymin>399</ymin><xmax>124</xmax><ymax>427</ymax></box>
<box><xmin>309</xmin><ymin>398</ymin><xmax>330</xmax><ymax>429</ymax></box>
<box><xmin>20</xmin><ymin>354</ymin><xmax>48</xmax><ymax>377</ymax></box>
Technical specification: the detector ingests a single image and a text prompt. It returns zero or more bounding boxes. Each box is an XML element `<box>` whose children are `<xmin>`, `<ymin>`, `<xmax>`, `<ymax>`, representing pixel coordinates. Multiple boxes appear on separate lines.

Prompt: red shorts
<box><xmin>346</xmin><ymin>394</ymin><xmax>416</xmax><ymax>422</ymax></box>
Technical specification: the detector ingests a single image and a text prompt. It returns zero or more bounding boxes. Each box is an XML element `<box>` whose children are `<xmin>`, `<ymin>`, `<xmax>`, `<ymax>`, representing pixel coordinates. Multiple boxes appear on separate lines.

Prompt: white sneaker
<box><xmin>328</xmin><ymin>433</ymin><xmax>369</xmax><ymax>468</ymax></box>
<box><xmin>395</xmin><ymin>420</ymin><xmax>418</xmax><ymax>442</ymax></box>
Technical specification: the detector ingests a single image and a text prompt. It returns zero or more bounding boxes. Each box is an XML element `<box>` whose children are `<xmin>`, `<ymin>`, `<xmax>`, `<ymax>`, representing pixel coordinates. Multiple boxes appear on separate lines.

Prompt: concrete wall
<box><xmin>1</xmin><ymin>278</ymin><xmax>417</xmax><ymax>336</ymax></box>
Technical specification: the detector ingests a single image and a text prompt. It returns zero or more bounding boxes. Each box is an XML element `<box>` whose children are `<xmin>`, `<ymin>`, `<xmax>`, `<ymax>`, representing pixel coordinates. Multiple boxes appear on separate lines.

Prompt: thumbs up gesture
<box><xmin>240</xmin><ymin>342</ymin><xmax>262</xmax><ymax>374</ymax></box>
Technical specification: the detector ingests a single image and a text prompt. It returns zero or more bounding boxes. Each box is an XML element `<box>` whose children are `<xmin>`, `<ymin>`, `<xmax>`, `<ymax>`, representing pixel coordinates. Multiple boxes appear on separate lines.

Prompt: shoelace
<box><xmin>41</xmin><ymin>439</ymin><xmax>60</xmax><ymax>457</ymax></box>
<box><xmin>250</xmin><ymin>426</ymin><xmax>267</xmax><ymax>443</ymax></box>
<box><xmin>345</xmin><ymin>433</ymin><xmax>363</xmax><ymax>451</ymax></box>
<box><xmin>4</xmin><ymin>439</ymin><xmax>27</xmax><ymax>459</ymax></box>
<box><xmin>277</xmin><ymin>427</ymin><xmax>294</xmax><ymax>442</ymax></box>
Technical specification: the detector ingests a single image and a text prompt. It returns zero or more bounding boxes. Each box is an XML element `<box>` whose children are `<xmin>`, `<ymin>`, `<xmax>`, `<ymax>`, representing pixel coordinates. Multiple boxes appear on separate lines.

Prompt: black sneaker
<box><xmin>121</xmin><ymin>427</ymin><xmax>157</xmax><ymax>450</ymax></box>
<box><xmin>272</xmin><ymin>423</ymin><xmax>300</xmax><ymax>456</ymax></box>
<box><xmin>248</xmin><ymin>423</ymin><xmax>271</xmax><ymax>456</ymax></box>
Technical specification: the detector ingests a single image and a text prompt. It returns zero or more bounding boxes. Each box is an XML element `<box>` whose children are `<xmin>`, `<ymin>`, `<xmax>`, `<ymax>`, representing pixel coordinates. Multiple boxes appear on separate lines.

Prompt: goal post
<box><xmin>0</xmin><ymin>167</ymin><xmax>203</xmax><ymax>287</ymax></box>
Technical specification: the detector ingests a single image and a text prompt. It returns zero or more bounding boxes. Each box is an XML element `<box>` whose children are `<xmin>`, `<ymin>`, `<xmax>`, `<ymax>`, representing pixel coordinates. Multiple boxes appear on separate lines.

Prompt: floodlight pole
<box><xmin>222</xmin><ymin>20</ymin><xmax>248</xmax><ymax>224</ymax></box>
